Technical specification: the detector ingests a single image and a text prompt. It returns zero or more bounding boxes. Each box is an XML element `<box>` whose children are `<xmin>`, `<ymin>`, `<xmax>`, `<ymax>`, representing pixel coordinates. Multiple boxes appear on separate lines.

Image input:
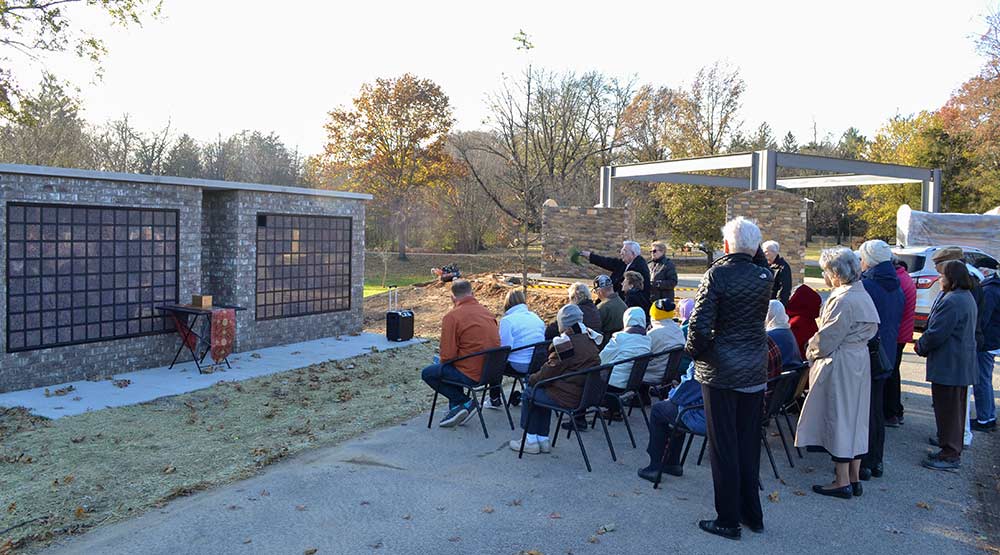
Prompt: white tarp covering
<box><xmin>896</xmin><ymin>204</ymin><xmax>1000</xmax><ymax>258</ymax></box>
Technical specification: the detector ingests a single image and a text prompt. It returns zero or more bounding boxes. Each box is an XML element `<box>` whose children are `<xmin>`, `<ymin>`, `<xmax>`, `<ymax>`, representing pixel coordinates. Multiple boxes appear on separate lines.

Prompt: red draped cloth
<box><xmin>210</xmin><ymin>308</ymin><xmax>236</xmax><ymax>363</ymax></box>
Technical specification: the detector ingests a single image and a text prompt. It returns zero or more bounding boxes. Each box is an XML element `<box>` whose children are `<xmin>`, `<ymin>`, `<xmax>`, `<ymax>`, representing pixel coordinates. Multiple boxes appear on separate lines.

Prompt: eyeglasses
<box><xmin>652</xmin><ymin>248</ymin><xmax>661</xmax><ymax>252</ymax></box>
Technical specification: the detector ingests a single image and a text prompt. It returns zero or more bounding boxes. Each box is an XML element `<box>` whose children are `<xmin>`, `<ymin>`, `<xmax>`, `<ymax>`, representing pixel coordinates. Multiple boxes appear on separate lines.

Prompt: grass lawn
<box><xmin>0</xmin><ymin>341</ymin><xmax>437</xmax><ymax>553</ymax></box>
<box><xmin>805</xmin><ymin>266</ymin><xmax>823</xmax><ymax>279</ymax></box>
<box><xmin>364</xmin><ymin>276</ymin><xmax>428</xmax><ymax>297</ymax></box>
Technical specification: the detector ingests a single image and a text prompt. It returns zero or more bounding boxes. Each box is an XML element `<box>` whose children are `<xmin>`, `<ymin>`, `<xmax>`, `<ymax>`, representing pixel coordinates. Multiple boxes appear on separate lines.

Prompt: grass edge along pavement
<box><xmin>0</xmin><ymin>341</ymin><xmax>438</xmax><ymax>554</ymax></box>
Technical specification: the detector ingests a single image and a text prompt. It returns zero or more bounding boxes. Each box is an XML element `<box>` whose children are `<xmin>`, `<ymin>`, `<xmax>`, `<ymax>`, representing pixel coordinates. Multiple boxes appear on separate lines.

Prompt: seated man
<box><xmin>421</xmin><ymin>279</ymin><xmax>500</xmax><ymax>427</ymax></box>
<box><xmin>638</xmin><ymin>361</ymin><xmax>705</xmax><ymax>482</ymax></box>
<box><xmin>594</xmin><ymin>275</ymin><xmax>626</xmax><ymax>349</ymax></box>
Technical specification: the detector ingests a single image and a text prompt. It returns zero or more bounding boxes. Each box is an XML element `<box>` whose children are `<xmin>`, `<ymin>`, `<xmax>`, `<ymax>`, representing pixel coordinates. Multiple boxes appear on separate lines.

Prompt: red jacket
<box><xmin>896</xmin><ymin>265</ymin><xmax>917</xmax><ymax>343</ymax></box>
<box><xmin>786</xmin><ymin>285</ymin><xmax>821</xmax><ymax>359</ymax></box>
<box><xmin>440</xmin><ymin>296</ymin><xmax>500</xmax><ymax>382</ymax></box>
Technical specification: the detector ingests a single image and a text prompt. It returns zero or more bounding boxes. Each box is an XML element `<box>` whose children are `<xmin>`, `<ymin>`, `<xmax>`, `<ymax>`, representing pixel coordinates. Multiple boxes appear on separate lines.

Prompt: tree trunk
<box><xmin>702</xmin><ymin>246</ymin><xmax>713</xmax><ymax>268</ymax></box>
<box><xmin>396</xmin><ymin>210</ymin><xmax>408</xmax><ymax>261</ymax></box>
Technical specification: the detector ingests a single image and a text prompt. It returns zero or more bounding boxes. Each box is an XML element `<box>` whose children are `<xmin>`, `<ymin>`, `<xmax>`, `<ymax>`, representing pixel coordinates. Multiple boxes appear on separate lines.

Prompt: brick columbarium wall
<box><xmin>0</xmin><ymin>165</ymin><xmax>370</xmax><ymax>393</ymax></box>
<box><xmin>541</xmin><ymin>206</ymin><xmax>630</xmax><ymax>278</ymax></box>
<box><xmin>726</xmin><ymin>190</ymin><xmax>808</xmax><ymax>285</ymax></box>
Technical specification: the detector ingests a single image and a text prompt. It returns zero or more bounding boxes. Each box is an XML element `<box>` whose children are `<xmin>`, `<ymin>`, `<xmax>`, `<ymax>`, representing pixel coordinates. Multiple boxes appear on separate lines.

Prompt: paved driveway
<box><xmin>43</xmin><ymin>351</ymin><xmax>990</xmax><ymax>555</ymax></box>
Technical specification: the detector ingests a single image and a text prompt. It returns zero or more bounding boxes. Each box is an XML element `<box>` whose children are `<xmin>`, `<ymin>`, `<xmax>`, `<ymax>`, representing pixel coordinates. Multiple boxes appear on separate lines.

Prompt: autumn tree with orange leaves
<box><xmin>316</xmin><ymin>74</ymin><xmax>455</xmax><ymax>260</ymax></box>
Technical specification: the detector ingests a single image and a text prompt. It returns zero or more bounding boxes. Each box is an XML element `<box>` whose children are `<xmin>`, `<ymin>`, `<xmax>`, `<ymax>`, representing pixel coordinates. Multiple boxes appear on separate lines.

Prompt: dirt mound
<box><xmin>363</xmin><ymin>273</ymin><xmax>568</xmax><ymax>339</ymax></box>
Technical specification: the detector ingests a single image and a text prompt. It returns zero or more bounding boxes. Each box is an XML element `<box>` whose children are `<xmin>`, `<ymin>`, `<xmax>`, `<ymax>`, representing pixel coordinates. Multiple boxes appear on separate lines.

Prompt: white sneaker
<box><xmin>510</xmin><ymin>438</ymin><xmax>541</xmax><ymax>454</ymax></box>
<box><xmin>483</xmin><ymin>396</ymin><xmax>503</xmax><ymax>411</ymax></box>
<box><xmin>538</xmin><ymin>438</ymin><xmax>552</xmax><ymax>453</ymax></box>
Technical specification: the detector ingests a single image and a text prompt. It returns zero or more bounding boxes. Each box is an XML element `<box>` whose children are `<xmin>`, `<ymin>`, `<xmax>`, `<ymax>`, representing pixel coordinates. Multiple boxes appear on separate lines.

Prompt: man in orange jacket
<box><xmin>422</xmin><ymin>279</ymin><xmax>500</xmax><ymax>427</ymax></box>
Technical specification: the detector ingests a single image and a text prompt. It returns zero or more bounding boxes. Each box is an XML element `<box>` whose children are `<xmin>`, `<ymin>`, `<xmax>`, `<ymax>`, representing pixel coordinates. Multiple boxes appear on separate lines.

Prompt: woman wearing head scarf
<box><xmin>512</xmin><ymin>304</ymin><xmax>602</xmax><ymax>455</ymax></box>
<box><xmin>766</xmin><ymin>300</ymin><xmax>803</xmax><ymax>370</ymax></box>
<box><xmin>603</xmin><ymin>307</ymin><xmax>653</xmax><ymax>391</ymax></box>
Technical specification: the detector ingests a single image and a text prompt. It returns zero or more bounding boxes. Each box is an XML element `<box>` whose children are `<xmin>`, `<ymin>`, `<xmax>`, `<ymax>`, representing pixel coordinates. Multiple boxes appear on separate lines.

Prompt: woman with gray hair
<box><xmin>511</xmin><ymin>304</ymin><xmax>602</xmax><ymax>455</ymax></box>
<box><xmin>795</xmin><ymin>247</ymin><xmax>881</xmax><ymax>499</ymax></box>
<box><xmin>544</xmin><ymin>282</ymin><xmax>602</xmax><ymax>340</ymax></box>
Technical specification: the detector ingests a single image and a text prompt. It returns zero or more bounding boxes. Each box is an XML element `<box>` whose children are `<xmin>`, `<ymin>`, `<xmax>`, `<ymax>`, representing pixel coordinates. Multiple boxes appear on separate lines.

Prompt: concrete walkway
<box><xmin>0</xmin><ymin>333</ymin><xmax>424</xmax><ymax>419</ymax></box>
<box><xmin>42</xmin><ymin>351</ymin><xmax>992</xmax><ymax>555</ymax></box>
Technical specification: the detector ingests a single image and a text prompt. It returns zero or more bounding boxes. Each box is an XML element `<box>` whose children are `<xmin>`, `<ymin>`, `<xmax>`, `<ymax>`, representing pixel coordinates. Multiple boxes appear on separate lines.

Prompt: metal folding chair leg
<box><xmin>680</xmin><ymin>434</ymin><xmax>694</xmax><ymax>465</ymax></box>
<box><xmin>773</xmin><ymin>416</ymin><xmax>795</xmax><ymax>467</ymax></box>
<box><xmin>760</xmin><ymin>428</ymin><xmax>780</xmax><ymax>480</ymax></box>
<box><xmin>471</xmin><ymin>387</ymin><xmax>488</xmax><ymax>439</ymax></box>
<box><xmin>696</xmin><ymin>436</ymin><xmax>707</xmax><ymax>466</ymax></box>
<box><xmin>615</xmin><ymin>397</ymin><xmax>637</xmax><ymax>448</ymax></box>
<box><xmin>552</xmin><ymin>413</ymin><xmax>564</xmax><ymax>448</ymax></box>
<box><xmin>570</xmin><ymin>414</ymin><xmax>593</xmax><ymax>472</ymax></box>
<box><xmin>518</xmin><ymin>407</ymin><xmax>532</xmax><ymax>459</ymax></box>
<box><xmin>782</xmin><ymin>409</ymin><xmax>803</xmax><ymax>458</ymax></box>
<box><xmin>594</xmin><ymin>410</ymin><xmax>617</xmax><ymax>462</ymax></box>
<box><xmin>427</xmin><ymin>391</ymin><xmax>439</xmax><ymax>428</ymax></box>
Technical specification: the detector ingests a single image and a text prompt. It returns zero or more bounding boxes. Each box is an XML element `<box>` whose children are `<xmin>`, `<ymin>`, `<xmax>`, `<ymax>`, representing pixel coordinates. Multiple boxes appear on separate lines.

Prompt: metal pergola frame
<box><xmin>598</xmin><ymin>149</ymin><xmax>942</xmax><ymax>212</ymax></box>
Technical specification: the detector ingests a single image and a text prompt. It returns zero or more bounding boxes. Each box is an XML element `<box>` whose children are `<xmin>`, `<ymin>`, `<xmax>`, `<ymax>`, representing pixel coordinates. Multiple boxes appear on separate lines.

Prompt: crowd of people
<box><xmin>418</xmin><ymin>218</ymin><xmax>998</xmax><ymax>541</ymax></box>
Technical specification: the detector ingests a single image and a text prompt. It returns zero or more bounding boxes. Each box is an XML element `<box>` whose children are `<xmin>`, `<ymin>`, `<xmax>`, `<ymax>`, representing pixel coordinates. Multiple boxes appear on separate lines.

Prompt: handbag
<box><xmin>867</xmin><ymin>334</ymin><xmax>891</xmax><ymax>376</ymax></box>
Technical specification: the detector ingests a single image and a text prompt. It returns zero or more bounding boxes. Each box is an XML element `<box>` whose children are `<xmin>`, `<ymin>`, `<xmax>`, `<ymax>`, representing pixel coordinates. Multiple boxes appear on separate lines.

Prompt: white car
<box><xmin>892</xmin><ymin>246</ymin><xmax>998</xmax><ymax>330</ymax></box>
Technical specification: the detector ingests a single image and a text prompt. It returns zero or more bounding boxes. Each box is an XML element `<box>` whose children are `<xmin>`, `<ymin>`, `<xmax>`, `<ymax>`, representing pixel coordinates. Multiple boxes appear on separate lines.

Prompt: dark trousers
<box><xmin>521</xmin><ymin>386</ymin><xmax>562</xmax><ymax>437</ymax></box>
<box><xmin>702</xmin><ymin>384</ymin><xmax>764</xmax><ymax>529</ymax></box>
<box><xmin>862</xmin><ymin>378</ymin><xmax>887</xmax><ymax>470</ymax></box>
<box><xmin>884</xmin><ymin>343</ymin><xmax>906</xmax><ymax>419</ymax></box>
<box><xmin>421</xmin><ymin>363</ymin><xmax>475</xmax><ymax>408</ymax></box>
<box><xmin>931</xmin><ymin>383</ymin><xmax>967</xmax><ymax>461</ymax></box>
<box><xmin>646</xmin><ymin>400</ymin><xmax>686</xmax><ymax>469</ymax></box>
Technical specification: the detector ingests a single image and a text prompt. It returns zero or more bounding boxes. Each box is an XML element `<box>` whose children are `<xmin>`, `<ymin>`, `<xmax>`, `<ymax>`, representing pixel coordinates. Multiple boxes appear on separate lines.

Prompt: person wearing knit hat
<box><xmin>858</xmin><ymin>239</ymin><xmax>905</xmax><ymax>481</ymax></box>
<box><xmin>645</xmin><ymin>299</ymin><xmax>685</xmax><ymax>385</ymax></box>
<box><xmin>931</xmin><ymin>246</ymin><xmax>964</xmax><ymax>265</ymax></box>
<box><xmin>512</xmin><ymin>303</ymin><xmax>602</xmax><ymax>455</ymax></box>
<box><xmin>676</xmin><ymin>298</ymin><xmax>695</xmax><ymax>323</ymax></box>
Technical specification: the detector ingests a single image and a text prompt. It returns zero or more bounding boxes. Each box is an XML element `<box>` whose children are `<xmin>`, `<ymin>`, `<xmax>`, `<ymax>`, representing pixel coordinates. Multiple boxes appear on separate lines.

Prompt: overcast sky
<box><xmin>11</xmin><ymin>0</ymin><xmax>996</xmax><ymax>155</ymax></box>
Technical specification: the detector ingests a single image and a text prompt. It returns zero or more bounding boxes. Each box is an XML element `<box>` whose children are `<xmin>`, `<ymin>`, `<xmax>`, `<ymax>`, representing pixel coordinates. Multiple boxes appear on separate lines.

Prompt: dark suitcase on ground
<box><xmin>385</xmin><ymin>286</ymin><xmax>414</xmax><ymax>342</ymax></box>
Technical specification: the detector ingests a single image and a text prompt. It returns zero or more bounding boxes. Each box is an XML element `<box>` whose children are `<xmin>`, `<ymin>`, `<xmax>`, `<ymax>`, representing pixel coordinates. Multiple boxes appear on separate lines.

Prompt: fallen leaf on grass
<box><xmin>482</xmin><ymin>506</ymin><xmax>494</xmax><ymax>513</ymax></box>
<box><xmin>548</xmin><ymin>512</ymin><xmax>562</xmax><ymax>519</ymax></box>
<box><xmin>916</xmin><ymin>501</ymin><xmax>932</xmax><ymax>510</ymax></box>
<box><xmin>767</xmin><ymin>491</ymin><xmax>780</xmax><ymax>503</ymax></box>
<box><xmin>74</xmin><ymin>506</ymin><xmax>86</xmax><ymax>519</ymax></box>
<box><xmin>62</xmin><ymin>475</ymin><xmax>75</xmax><ymax>485</ymax></box>
<box><xmin>304</xmin><ymin>549</ymin><xmax>318</xmax><ymax>555</ymax></box>
<box><xmin>7</xmin><ymin>502</ymin><xmax>15</xmax><ymax>514</ymax></box>
<box><xmin>163</xmin><ymin>465</ymin><xmax>176</xmax><ymax>474</ymax></box>
<box><xmin>596</xmin><ymin>523</ymin><xmax>615</xmax><ymax>535</ymax></box>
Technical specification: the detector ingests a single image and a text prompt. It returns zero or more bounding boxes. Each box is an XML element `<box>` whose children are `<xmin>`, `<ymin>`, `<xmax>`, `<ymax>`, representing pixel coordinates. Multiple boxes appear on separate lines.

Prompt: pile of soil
<box><xmin>363</xmin><ymin>273</ymin><xmax>569</xmax><ymax>339</ymax></box>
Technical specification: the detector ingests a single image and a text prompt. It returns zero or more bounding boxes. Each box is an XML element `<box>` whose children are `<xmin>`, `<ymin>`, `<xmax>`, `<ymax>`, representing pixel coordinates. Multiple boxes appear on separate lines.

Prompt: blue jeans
<box><xmin>521</xmin><ymin>386</ymin><xmax>561</xmax><ymax>437</ymax></box>
<box><xmin>422</xmin><ymin>363</ymin><xmax>476</xmax><ymax>408</ymax></box>
<box><xmin>488</xmin><ymin>361</ymin><xmax>530</xmax><ymax>401</ymax></box>
<box><xmin>973</xmin><ymin>351</ymin><xmax>996</xmax><ymax>423</ymax></box>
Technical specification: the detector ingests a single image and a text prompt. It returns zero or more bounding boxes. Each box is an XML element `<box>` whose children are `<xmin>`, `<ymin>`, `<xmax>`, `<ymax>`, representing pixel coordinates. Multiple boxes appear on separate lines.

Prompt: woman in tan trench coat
<box><xmin>795</xmin><ymin>247</ymin><xmax>880</xmax><ymax>499</ymax></box>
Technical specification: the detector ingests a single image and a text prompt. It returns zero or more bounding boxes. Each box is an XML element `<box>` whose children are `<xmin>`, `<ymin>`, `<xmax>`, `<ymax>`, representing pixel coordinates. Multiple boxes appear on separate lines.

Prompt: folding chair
<box><xmin>653</xmin><ymin>402</ymin><xmax>705</xmax><ymax>489</ymax></box>
<box><xmin>629</xmin><ymin>347</ymin><xmax>686</xmax><ymax>426</ymax></box>
<box><xmin>426</xmin><ymin>346</ymin><xmax>513</xmax><ymax>438</ymax></box>
<box><xmin>760</xmin><ymin>369</ymin><xmax>801</xmax><ymax>479</ymax></box>
<box><xmin>597</xmin><ymin>353</ymin><xmax>653</xmax><ymax>448</ymax></box>
<box><xmin>504</xmin><ymin>340</ymin><xmax>550</xmax><ymax>407</ymax></box>
<box><xmin>778</xmin><ymin>361</ymin><xmax>810</xmax><ymax>459</ymax></box>
<box><xmin>517</xmin><ymin>362</ymin><xmax>617</xmax><ymax>472</ymax></box>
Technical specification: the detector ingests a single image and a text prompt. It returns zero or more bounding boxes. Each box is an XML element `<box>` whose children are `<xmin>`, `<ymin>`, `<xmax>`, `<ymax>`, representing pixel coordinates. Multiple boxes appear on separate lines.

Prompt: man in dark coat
<box><xmin>580</xmin><ymin>241</ymin><xmax>650</xmax><ymax>299</ymax></box>
<box><xmin>858</xmin><ymin>240</ymin><xmax>904</xmax><ymax>481</ymax></box>
<box><xmin>762</xmin><ymin>240</ymin><xmax>793</xmax><ymax>305</ymax></box>
<box><xmin>649</xmin><ymin>241</ymin><xmax>679</xmax><ymax>304</ymax></box>
<box><xmin>687</xmin><ymin>217</ymin><xmax>772</xmax><ymax>541</ymax></box>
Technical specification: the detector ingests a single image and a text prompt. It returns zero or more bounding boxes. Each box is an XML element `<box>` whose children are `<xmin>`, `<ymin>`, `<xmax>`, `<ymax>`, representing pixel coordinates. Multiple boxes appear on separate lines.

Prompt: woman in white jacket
<box><xmin>487</xmin><ymin>290</ymin><xmax>546</xmax><ymax>408</ymax></box>
<box><xmin>603</xmin><ymin>306</ymin><xmax>653</xmax><ymax>391</ymax></box>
